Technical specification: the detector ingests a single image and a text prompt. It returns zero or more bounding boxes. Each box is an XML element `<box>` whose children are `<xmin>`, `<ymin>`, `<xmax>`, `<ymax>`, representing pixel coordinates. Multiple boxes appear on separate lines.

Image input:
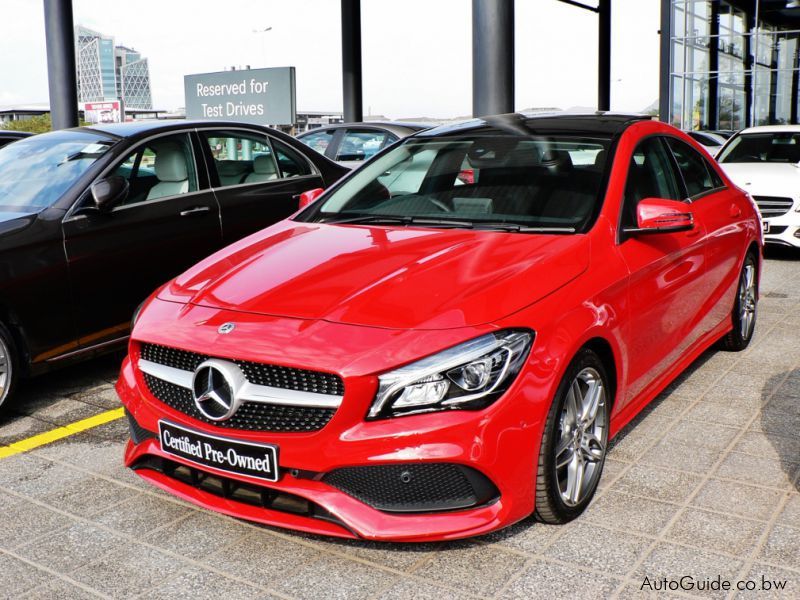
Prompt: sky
<box><xmin>1</xmin><ymin>0</ymin><xmax>661</xmax><ymax>119</ymax></box>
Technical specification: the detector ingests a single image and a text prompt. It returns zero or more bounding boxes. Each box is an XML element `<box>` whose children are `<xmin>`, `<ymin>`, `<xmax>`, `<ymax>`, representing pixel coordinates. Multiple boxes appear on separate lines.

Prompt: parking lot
<box><xmin>0</xmin><ymin>250</ymin><xmax>796</xmax><ymax>599</ymax></box>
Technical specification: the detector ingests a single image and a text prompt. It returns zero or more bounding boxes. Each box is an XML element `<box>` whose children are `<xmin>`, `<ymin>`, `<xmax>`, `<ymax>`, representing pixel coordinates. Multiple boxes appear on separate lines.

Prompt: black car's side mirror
<box><xmin>90</xmin><ymin>176</ymin><xmax>129</xmax><ymax>212</ymax></box>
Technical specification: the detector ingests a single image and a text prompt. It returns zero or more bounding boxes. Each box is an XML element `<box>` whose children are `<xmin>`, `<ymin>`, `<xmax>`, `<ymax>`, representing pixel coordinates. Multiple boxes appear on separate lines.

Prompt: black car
<box><xmin>0</xmin><ymin>130</ymin><xmax>33</xmax><ymax>149</ymax></box>
<box><xmin>296</xmin><ymin>122</ymin><xmax>430</xmax><ymax>167</ymax></box>
<box><xmin>0</xmin><ymin>120</ymin><xmax>347</xmax><ymax>409</ymax></box>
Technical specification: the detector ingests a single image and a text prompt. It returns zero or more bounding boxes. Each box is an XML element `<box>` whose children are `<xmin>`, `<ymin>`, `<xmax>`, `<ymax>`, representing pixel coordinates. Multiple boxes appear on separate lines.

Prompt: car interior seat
<box><xmin>216</xmin><ymin>160</ymin><xmax>251</xmax><ymax>186</ymax></box>
<box><xmin>146</xmin><ymin>143</ymin><xmax>189</xmax><ymax>200</ymax></box>
<box><xmin>245</xmin><ymin>155</ymin><xmax>279</xmax><ymax>183</ymax></box>
<box><xmin>768</xmin><ymin>144</ymin><xmax>800</xmax><ymax>163</ymax></box>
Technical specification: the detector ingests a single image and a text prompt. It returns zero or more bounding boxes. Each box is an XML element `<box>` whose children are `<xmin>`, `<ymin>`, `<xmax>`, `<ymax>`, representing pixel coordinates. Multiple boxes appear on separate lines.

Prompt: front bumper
<box><xmin>116</xmin><ymin>307</ymin><xmax>547</xmax><ymax>541</ymax></box>
<box><xmin>762</xmin><ymin>203</ymin><xmax>800</xmax><ymax>248</ymax></box>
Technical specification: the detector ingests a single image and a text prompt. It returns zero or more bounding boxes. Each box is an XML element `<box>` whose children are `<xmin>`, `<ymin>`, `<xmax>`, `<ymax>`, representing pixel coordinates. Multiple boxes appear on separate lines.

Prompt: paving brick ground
<box><xmin>0</xmin><ymin>248</ymin><xmax>798</xmax><ymax>599</ymax></box>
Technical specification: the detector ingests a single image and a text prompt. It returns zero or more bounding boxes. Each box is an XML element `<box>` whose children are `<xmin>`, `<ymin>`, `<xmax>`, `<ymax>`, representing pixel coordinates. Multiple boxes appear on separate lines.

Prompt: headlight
<box><xmin>367</xmin><ymin>329</ymin><xmax>533</xmax><ymax>419</ymax></box>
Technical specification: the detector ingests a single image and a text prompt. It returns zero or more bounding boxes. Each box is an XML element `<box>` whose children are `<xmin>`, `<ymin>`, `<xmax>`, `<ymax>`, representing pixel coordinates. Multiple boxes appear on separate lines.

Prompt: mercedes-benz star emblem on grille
<box><xmin>192</xmin><ymin>360</ymin><xmax>245</xmax><ymax>421</ymax></box>
<box><xmin>218</xmin><ymin>322</ymin><xmax>235</xmax><ymax>334</ymax></box>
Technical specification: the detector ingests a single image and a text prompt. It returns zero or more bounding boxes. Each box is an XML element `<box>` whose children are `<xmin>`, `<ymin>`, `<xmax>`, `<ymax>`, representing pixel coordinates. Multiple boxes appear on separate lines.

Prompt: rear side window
<box><xmin>298</xmin><ymin>129</ymin><xmax>335</xmax><ymax>155</ymax></box>
<box><xmin>336</xmin><ymin>129</ymin><xmax>389</xmax><ymax>162</ymax></box>
<box><xmin>666</xmin><ymin>138</ymin><xmax>722</xmax><ymax>198</ymax></box>
<box><xmin>202</xmin><ymin>130</ymin><xmax>278</xmax><ymax>187</ymax></box>
<box><xmin>271</xmin><ymin>138</ymin><xmax>313</xmax><ymax>178</ymax></box>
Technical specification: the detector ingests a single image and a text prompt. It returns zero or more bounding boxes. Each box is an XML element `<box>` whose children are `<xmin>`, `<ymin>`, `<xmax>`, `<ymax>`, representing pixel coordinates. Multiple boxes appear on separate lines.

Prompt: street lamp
<box><xmin>252</xmin><ymin>26</ymin><xmax>273</xmax><ymax>66</ymax></box>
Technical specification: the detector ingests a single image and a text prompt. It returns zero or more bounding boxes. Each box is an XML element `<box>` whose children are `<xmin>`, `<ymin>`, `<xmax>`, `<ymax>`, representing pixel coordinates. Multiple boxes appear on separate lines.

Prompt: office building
<box><xmin>662</xmin><ymin>0</ymin><xmax>800</xmax><ymax>130</ymax></box>
<box><xmin>75</xmin><ymin>26</ymin><xmax>153</xmax><ymax>110</ymax></box>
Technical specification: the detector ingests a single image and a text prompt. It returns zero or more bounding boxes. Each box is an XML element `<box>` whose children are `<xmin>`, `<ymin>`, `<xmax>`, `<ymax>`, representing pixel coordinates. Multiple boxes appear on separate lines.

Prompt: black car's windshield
<box><xmin>0</xmin><ymin>130</ymin><xmax>115</xmax><ymax>212</ymax></box>
<box><xmin>299</xmin><ymin>135</ymin><xmax>612</xmax><ymax>233</ymax></box>
<box><xmin>718</xmin><ymin>132</ymin><xmax>800</xmax><ymax>164</ymax></box>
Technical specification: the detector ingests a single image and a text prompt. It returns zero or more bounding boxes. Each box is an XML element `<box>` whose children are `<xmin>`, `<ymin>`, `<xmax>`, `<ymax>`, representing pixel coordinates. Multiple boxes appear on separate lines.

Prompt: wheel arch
<box><xmin>581</xmin><ymin>336</ymin><xmax>619</xmax><ymax>412</ymax></box>
<box><xmin>0</xmin><ymin>299</ymin><xmax>31</xmax><ymax>375</ymax></box>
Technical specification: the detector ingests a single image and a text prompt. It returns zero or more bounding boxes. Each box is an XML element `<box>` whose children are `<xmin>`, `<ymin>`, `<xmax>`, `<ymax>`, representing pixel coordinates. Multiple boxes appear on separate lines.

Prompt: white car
<box><xmin>717</xmin><ymin>125</ymin><xmax>800</xmax><ymax>248</ymax></box>
<box><xmin>684</xmin><ymin>130</ymin><xmax>727</xmax><ymax>156</ymax></box>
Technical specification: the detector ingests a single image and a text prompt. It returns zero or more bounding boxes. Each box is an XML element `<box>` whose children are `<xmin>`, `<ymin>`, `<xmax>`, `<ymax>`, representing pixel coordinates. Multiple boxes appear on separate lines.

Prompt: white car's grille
<box><xmin>753</xmin><ymin>196</ymin><xmax>794</xmax><ymax>218</ymax></box>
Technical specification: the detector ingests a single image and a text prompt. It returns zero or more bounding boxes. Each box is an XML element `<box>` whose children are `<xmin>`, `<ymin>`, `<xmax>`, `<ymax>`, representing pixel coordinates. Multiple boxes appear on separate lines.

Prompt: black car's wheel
<box><xmin>535</xmin><ymin>348</ymin><xmax>610</xmax><ymax>524</ymax></box>
<box><xmin>721</xmin><ymin>252</ymin><xmax>758</xmax><ymax>352</ymax></box>
<box><xmin>0</xmin><ymin>321</ymin><xmax>19</xmax><ymax>412</ymax></box>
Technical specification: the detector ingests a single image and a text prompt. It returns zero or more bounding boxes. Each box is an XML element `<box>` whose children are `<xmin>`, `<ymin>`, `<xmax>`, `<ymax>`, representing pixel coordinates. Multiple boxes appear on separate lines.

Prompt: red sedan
<box><xmin>117</xmin><ymin>113</ymin><xmax>762</xmax><ymax>541</ymax></box>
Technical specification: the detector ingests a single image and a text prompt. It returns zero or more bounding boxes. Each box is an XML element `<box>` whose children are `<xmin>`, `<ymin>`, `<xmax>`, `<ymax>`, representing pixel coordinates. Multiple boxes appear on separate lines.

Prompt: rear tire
<box><xmin>721</xmin><ymin>252</ymin><xmax>758</xmax><ymax>352</ymax></box>
<box><xmin>534</xmin><ymin>348</ymin><xmax>610</xmax><ymax>524</ymax></box>
<box><xmin>0</xmin><ymin>321</ymin><xmax>19</xmax><ymax>413</ymax></box>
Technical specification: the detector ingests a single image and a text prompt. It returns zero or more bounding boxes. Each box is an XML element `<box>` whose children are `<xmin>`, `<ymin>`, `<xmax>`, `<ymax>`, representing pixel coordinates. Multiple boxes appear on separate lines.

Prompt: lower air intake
<box><xmin>132</xmin><ymin>455</ymin><xmax>348</xmax><ymax>530</ymax></box>
<box><xmin>322</xmin><ymin>463</ymin><xmax>499</xmax><ymax>513</ymax></box>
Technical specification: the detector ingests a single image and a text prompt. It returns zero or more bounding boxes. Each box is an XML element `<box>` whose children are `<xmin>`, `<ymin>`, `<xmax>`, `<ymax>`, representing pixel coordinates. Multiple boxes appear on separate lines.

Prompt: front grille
<box><xmin>765</xmin><ymin>225</ymin><xmax>788</xmax><ymax>236</ymax></box>
<box><xmin>132</xmin><ymin>455</ymin><xmax>349</xmax><ymax>531</ymax></box>
<box><xmin>140</xmin><ymin>343</ymin><xmax>344</xmax><ymax>396</ymax></box>
<box><xmin>323</xmin><ymin>464</ymin><xmax>500</xmax><ymax>513</ymax></box>
<box><xmin>754</xmin><ymin>196</ymin><xmax>794</xmax><ymax>218</ymax></box>
<box><xmin>143</xmin><ymin>373</ymin><xmax>335</xmax><ymax>432</ymax></box>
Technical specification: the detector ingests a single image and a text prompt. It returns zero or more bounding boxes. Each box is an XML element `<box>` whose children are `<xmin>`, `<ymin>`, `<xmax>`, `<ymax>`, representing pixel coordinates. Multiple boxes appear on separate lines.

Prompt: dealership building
<box><xmin>663</xmin><ymin>0</ymin><xmax>800</xmax><ymax>130</ymax></box>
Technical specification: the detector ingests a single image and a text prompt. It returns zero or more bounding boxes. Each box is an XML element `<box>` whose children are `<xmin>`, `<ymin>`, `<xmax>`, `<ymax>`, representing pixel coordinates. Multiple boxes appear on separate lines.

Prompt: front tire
<box><xmin>721</xmin><ymin>252</ymin><xmax>758</xmax><ymax>352</ymax></box>
<box><xmin>535</xmin><ymin>348</ymin><xmax>610</xmax><ymax>524</ymax></box>
<box><xmin>0</xmin><ymin>321</ymin><xmax>19</xmax><ymax>413</ymax></box>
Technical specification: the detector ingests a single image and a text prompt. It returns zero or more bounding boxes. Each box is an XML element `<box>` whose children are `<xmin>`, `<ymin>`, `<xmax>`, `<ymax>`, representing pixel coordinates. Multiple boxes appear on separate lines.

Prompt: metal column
<box><xmin>707</xmin><ymin>2</ymin><xmax>720</xmax><ymax>129</ymax></box>
<box><xmin>472</xmin><ymin>0</ymin><xmax>514</xmax><ymax>117</ymax></box>
<box><xmin>658</xmin><ymin>0</ymin><xmax>672</xmax><ymax>123</ymax></box>
<box><xmin>43</xmin><ymin>0</ymin><xmax>78</xmax><ymax>129</ymax></box>
<box><xmin>791</xmin><ymin>34</ymin><xmax>799</xmax><ymax>124</ymax></box>
<box><xmin>341</xmin><ymin>0</ymin><xmax>363</xmax><ymax>123</ymax></box>
<box><xmin>597</xmin><ymin>0</ymin><xmax>611</xmax><ymax>111</ymax></box>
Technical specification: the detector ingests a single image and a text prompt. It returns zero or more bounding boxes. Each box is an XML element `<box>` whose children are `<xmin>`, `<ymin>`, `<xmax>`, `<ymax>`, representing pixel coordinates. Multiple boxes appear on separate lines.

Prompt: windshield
<box><xmin>718</xmin><ymin>132</ymin><xmax>800</xmax><ymax>164</ymax></box>
<box><xmin>299</xmin><ymin>135</ymin><xmax>612</xmax><ymax>233</ymax></box>
<box><xmin>0</xmin><ymin>130</ymin><xmax>115</xmax><ymax>212</ymax></box>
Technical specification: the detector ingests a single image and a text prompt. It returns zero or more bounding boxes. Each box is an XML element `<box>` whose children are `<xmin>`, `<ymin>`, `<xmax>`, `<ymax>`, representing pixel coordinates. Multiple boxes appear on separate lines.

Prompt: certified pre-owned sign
<box><xmin>158</xmin><ymin>420</ymin><xmax>279</xmax><ymax>482</ymax></box>
<box><xmin>184</xmin><ymin>66</ymin><xmax>296</xmax><ymax>125</ymax></box>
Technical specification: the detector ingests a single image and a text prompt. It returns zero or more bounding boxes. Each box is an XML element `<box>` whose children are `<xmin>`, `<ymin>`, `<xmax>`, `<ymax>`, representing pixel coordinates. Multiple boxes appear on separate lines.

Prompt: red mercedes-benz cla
<box><xmin>117</xmin><ymin>113</ymin><xmax>762</xmax><ymax>541</ymax></box>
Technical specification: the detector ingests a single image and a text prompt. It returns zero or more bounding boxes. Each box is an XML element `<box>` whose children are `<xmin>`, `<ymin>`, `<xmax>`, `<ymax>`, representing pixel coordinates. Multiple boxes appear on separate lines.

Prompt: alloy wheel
<box><xmin>0</xmin><ymin>336</ymin><xmax>10</xmax><ymax>405</ymax></box>
<box><xmin>555</xmin><ymin>367</ymin><xmax>607</xmax><ymax>507</ymax></box>
<box><xmin>739</xmin><ymin>262</ymin><xmax>757</xmax><ymax>340</ymax></box>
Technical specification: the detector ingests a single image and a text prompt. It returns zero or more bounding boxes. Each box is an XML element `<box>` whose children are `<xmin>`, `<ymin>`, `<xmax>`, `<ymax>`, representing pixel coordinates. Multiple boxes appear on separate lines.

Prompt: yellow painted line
<box><xmin>0</xmin><ymin>407</ymin><xmax>125</xmax><ymax>460</ymax></box>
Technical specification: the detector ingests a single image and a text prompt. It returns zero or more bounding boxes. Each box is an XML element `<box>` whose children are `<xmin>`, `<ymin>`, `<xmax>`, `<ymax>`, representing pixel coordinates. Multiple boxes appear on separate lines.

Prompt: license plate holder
<box><xmin>158</xmin><ymin>420</ymin><xmax>279</xmax><ymax>482</ymax></box>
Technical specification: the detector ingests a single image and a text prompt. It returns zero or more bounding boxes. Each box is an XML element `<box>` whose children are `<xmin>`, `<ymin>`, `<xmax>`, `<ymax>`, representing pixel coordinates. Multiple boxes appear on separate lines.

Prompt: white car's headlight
<box><xmin>367</xmin><ymin>330</ymin><xmax>533</xmax><ymax>419</ymax></box>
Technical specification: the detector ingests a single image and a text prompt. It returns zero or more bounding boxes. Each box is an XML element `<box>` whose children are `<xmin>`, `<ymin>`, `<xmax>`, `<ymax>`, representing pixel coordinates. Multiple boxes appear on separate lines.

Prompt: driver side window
<box><xmin>621</xmin><ymin>137</ymin><xmax>682</xmax><ymax>229</ymax></box>
<box><xmin>112</xmin><ymin>133</ymin><xmax>197</xmax><ymax>206</ymax></box>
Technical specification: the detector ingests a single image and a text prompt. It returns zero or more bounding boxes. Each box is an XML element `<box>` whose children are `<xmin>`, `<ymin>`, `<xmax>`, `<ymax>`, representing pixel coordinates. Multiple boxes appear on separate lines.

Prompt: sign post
<box><xmin>184</xmin><ymin>67</ymin><xmax>296</xmax><ymax>126</ymax></box>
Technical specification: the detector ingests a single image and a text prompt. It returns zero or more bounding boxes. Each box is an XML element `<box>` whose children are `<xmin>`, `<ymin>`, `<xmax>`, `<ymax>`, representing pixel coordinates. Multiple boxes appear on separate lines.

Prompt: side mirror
<box><xmin>90</xmin><ymin>176</ymin><xmax>129</xmax><ymax>212</ymax></box>
<box><xmin>297</xmin><ymin>187</ymin><xmax>324</xmax><ymax>209</ymax></box>
<box><xmin>626</xmin><ymin>197</ymin><xmax>694</xmax><ymax>235</ymax></box>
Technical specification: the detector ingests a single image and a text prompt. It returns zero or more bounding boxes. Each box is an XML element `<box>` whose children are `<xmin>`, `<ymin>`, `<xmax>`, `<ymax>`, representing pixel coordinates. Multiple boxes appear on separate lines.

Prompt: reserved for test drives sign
<box><xmin>184</xmin><ymin>66</ymin><xmax>296</xmax><ymax>126</ymax></box>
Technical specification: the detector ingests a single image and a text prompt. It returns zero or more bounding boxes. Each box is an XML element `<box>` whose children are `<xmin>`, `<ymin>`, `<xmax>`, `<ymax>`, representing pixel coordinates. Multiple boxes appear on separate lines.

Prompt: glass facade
<box><xmin>667</xmin><ymin>1</ymin><xmax>800</xmax><ymax>130</ymax></box>
<box><xmin>75</xmin><ymin>27</ymin><xmax>153</xmax><ymax>110</ymax></box>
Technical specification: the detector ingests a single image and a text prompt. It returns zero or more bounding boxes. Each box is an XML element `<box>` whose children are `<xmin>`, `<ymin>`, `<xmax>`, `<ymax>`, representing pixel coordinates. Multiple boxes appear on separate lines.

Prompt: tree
<box><xmin>1</xmin><ymin>114</ymin><xmax>55</xmax><ymax>134</ymax></box>
<box><xmin>1</xmin><ymin>114</ymin><xmax>90</xmax><ymax>134</ymax></box>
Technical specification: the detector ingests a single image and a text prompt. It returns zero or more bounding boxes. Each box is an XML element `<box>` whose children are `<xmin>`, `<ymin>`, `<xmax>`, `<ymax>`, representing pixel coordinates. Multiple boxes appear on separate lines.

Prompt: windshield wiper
<box><xmin>324</xmin><ymin>215</ymin><xmax>474</xmax><ymax>228</ymax></box>
<box><xmin>471</xmin><ymin>222</ymin><xmax>577</xmax><ymax>234</ymax></box>
<box><xmin>323</xmin><ymin>215</ymin><xmax>576</xmax><ymax>233</ymax></box>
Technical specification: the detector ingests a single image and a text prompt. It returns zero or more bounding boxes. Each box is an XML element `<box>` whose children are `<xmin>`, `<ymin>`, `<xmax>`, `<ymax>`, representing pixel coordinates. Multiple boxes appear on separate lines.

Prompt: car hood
<box><xmin>719</xmin><ymin>163</ymin><xmax>800</xmax><ymax>197</ymax></box>
<box><xmin>0</xmin><ymin>210</ymin><xmax>37</xmax><ymax>236</ymax></box>
<box><xmin>159</xmin><ymin>221</ymin><xmax>590</xmax><ymax>330</ymax></box>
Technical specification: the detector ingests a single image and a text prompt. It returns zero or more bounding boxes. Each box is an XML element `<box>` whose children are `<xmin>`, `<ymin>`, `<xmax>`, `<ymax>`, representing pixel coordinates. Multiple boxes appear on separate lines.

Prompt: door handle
<box><xmin>729</xmin><ymin>204</ymin><xmax>742</xmax><ymax>218</ymax></box>
<box><xmin>179</xmin><ymin>206</ymin><xmax>211</xmax><ymax>217</ymax></box>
